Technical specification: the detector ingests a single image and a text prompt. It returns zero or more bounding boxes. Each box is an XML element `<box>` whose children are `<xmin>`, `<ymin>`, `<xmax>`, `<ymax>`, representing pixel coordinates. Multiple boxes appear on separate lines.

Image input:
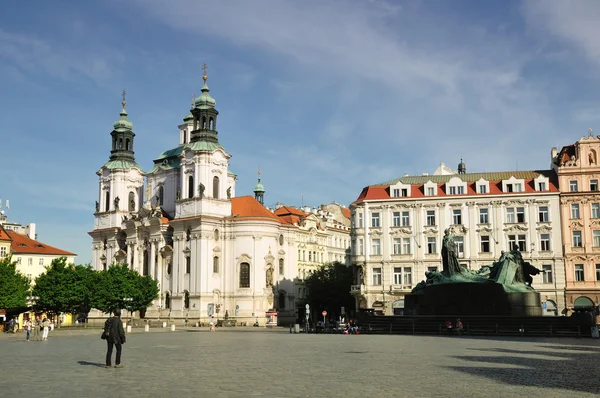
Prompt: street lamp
<box><xmin>123</xmin><ymin>297</ymin><xmax>133</xmax><ymax>324</ymax></box>
<box><xmin>26</xmin><ymin>296</ymin><xmax>39</xmax><ymax>323</ymax></box>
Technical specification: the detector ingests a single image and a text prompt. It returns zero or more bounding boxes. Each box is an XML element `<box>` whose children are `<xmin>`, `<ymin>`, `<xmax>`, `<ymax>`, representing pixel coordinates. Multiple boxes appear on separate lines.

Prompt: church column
<box><xmin>150</xmin><ymin>240</ymin><xmax>156</xmax><ymax>279</ymax></box>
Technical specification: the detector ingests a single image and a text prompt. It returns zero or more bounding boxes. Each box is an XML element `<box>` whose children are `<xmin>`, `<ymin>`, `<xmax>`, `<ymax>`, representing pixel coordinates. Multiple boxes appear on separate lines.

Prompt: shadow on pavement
<box><xmin>77</xmin><ymin>361</ymin><xmax>105</xmax><ymax>368</ymax></box>
<box><xmin>446</xmin><ymin>345</ymin><xmax>600</xmax><ymax>394</ymax></box>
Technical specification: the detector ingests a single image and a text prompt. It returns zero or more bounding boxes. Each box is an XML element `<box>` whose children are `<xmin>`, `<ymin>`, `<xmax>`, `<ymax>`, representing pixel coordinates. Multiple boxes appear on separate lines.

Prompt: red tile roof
<box><xmin>341</xmin><ymin>207</ymin><xmax>351</xmax><ymax>219</ymax></box>
<box><xmin>0</xmin><ymin>224</ymin><xmax>10</xmax><ymax>242</ymax></box>
<box><xmin>273</xmin><ymin>206</ymin><xmax>308</xmax><ymax>217</ymax></box>
<box><xmin>231</xmin><ymin>196</ymin><xmax>280</xmax><ymax>220</ymax></box>
<box><xmin>7</xmin><ymin>231</ymin><xmax>76</xmax><ymax>256</ymax></box>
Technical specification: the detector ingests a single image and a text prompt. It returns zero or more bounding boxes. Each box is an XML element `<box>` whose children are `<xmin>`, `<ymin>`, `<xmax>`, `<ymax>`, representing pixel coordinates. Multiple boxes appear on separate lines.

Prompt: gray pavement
<box><xmin>1</xmin><ymin>327</ymin><xmax>599</xmax><ymax>398</ymax></box>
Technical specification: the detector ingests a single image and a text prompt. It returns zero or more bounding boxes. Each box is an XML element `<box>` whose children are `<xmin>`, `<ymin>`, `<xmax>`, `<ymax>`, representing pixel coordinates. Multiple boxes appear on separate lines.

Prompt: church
<box><xmin>89</xmin><ymin>69</ymin><xmax>298</xmax><ymax>325</ymax></box>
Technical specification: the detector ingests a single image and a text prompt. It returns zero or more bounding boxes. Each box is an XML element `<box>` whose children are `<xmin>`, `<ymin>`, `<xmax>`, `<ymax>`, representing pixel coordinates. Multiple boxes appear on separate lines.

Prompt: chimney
<box><xmin>422</xmin><ymin>172</ymin><xmax>429</xmax><ymax>176</ymax></box>
<box><xmin>551</xmin><ymin>147</ymin><xmax>557</xmax><ymax>159</ymax></box>
<box><xmin>26</xmin><ymin>223</ymin><xmax>36</xmax><ymax>240</ymax></box>
<box><xmin>403</xmin><ymin>173</ymin><xmax>409</xmax><ymax>177</ymax></box>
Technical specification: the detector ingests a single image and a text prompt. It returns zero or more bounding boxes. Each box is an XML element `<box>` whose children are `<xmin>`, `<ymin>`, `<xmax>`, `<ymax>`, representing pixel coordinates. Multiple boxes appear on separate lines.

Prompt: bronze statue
<box><xmin>441</xmin><ymin>229</ymin><xmax>462</xmax><ymax>276</ymax></box>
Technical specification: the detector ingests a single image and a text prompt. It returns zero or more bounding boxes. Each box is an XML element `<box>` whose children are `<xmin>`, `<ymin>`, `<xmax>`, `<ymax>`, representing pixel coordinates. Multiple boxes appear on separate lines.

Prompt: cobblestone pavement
<box><xmin>1</xmin><ymin>327</ymin><xmax>599</xmax><ymax>398</ymax></box>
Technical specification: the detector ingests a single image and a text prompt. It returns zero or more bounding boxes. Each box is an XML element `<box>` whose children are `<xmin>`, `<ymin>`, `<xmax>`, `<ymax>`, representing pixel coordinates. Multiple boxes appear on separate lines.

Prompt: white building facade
<box><xmin>350</xmin><ymin>167</ymin><xmax>566</xmax><ymax>316</ymax></box>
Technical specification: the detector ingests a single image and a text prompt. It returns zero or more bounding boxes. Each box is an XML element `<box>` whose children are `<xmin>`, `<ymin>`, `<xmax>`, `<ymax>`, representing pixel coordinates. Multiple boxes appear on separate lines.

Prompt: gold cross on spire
<box><xmin>121</xmin><ymin>89</ymin><xmax>127</xmax><ymax>107</ymax></box>
<box><xmin>202</xmin><ymin>62</ymin><xmax>208</xmax><ymax>82</ymax></box>
<box><xmin>258</xmin><ymin>165</ymin><xmax>261</xmax><ymax>176</ymax></box>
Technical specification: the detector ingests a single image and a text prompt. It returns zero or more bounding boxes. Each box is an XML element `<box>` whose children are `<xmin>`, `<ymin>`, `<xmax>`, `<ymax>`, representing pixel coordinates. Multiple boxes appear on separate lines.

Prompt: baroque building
<box><xmin>89</xmin><ymin>73</ymin><xmax>297</xmax><ymax>325</ymax></box>
<box><xmin>350</xmin><ymin>162</ymin><xmax>565</xmax><ymax>316</ymax></box>
<box><xmin>553</xmin><ymin>132</ymin><xmax>600</xmax><ymax>312</ymax></box>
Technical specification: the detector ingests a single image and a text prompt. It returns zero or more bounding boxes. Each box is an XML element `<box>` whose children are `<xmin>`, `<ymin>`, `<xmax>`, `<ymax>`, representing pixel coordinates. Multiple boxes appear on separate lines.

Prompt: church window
<box><xmin>128</xmin><ymin>191</ymin><xmax>135</xmax><ymax>212</ymax></box>
<box><xmin>185</xmin><ymin>256</ymin><xmax>191</xmax><ymax>274</ymax></box>
<box><xmin>119</xmin><ymin>138</ymin><xmax>123</xmax><ymax>149</ymax></box>
<box><xmin>279</xmin><ymin>258</ymin><xmax>284</xmax><ymax>274</ymax></box>
<box><xmin>186</xmin><ymin>227</ymin><xmax>191</xmax><ymax>242</ymax></box>
<box><xmin>214</xmin><ymin>229</ymin><xmax>220</xmax><ymax>241</ymax></box>
<box><xmin>213</xmin><ymin>256</ymin><xmax>219</xmax><ymax>273</ymax></box>
<box><xmin>158</xmin><ymin>186</ymin><xmax>164</xmax><ymax>206</ymax></box>
<box><xmin>239</xmin><ymin>262</ymin><xmax>250</xmax><ymax>288</ymax></box>
<box><xmin>112</xmin><ymin>137</ymin><xmax>116</xmax><ymax>151</ymax></box>
<box><xmin>105</xmin><ymin>191</ymin><xmax>110</xmax><ymax>212</ymax></box>
<box><xmin>279</xmin><ymin>234</ymin><xmax>284</xmax><ymax>245</ymax></box>
<box><xmin>183</xmin><ymin>130</ymin><xmax>187</xmax><ymax>144</ymax></box>
<box><xmin>213</xmin><ymin>176</ymin><xmax>220</xmax><ymax>199</ymax></box>
<box><xmin>143</xmin><ymin>249</ymin><xmax>149</xmax><ymax>276</ymax></box>
<box><xmin>126</xmin><ymin>138</ymin><xmax>130</xmax><ymax>151</ymax></box>
<box><xmin>188</xmin><ymin>176</ymin><xmax>194</xmax><ymax>199</ymax></box>
<box><xmin>209</xmin><ymin>117</ymin><xmax>214</xmax><ymax>130</ymax></box>
<box><xmin>184</xmin><ymin>291</ymin><xmax>190</xmax><ymax>309</ymax></box>
<box><xmin>165</xmin><ymin>293</ymin><xmax>171</xmax><ymax>309</ymax></box>
<box><xmin>202</xmin><ymin>117</ymin><xmax>207</xmax><ymax>129</ymax></box>
<box><xmin>167</xmin><ymin>262</ymin><xmax>172</xmax><ymax>276</ymax></box>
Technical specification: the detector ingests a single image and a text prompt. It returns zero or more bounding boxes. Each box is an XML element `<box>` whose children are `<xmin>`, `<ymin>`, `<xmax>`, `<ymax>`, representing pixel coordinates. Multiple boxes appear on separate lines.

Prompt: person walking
<box><xmin>105</xmin><ymin>310</ymin><xmax>126</xmax><ymax>369</ymax></box>
<box><xmin>32</xmin><ymin>316</ymin><xmax>41</xmax><ymax>341</ymax></box>
<box><xmin>25</xmin><ymin>319</ymin><xmax>32</xmax><ymax>342</ymax></box>
<box><xmin>209</xmin><ymin>316</ymin><xmax>215</xmax><ymax>332</ymax></box>
<box><xmin>41</xmin><ymin>318</ymin><xmax>50</xmax><ymax>341</ymax></box>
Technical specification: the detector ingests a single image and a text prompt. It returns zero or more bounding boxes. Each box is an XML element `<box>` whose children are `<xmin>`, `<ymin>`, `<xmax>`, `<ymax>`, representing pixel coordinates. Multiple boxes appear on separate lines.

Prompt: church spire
<box><xmin>190</xmin><ymin>63</ymin><xmax>219</xmax><ymax>144</ymax></box>
<box><xmin>254</xmin><ymin>166</ymin><xmax>265</xmax><ymax>205</ymax></box>
<box><xmin>109</xmin><ymin>89</ymin><xmax>136</xmax><ymax>162</ymax></box>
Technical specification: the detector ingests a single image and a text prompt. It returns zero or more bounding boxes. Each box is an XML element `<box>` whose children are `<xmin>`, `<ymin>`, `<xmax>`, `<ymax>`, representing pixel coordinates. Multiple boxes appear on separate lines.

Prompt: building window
<box><xmin>540</xmin><ymin>234</ymin><xmax>551</xmax><ymax>251</ymax></box>
<box><xmin>572</xmin><ymin>231</ymin><xmax>583</xmax><ymax>247</ymax></box>
<box><xmin>158</xmin><ymin>186</ymin><xmax>164</xmax><ymax>206</ymax></box>
<box><xmin>213</xmin><ymin>176</ymin><xmax>220</xmax><ymax>199</ymax></box>
<box><xmin>514</xmin><ymin>183</ymin><xmax>522</xmax><ymax>192</ymax></box>
<box><xmin>542</xmin><ymin>264</ymin><xmax>553</xmax><ymax>284</ymax></box>
<box><xmin>358</xmin><ymin>239</ymin><xmax>363</xmax><ymax>255</ymax></box>
<box><xmin>426</xmin><ymin>210</ymin><xmax>436</xmax><ymax>226</ymax></box>
<box><xmin>358</xmin><ymin>213</ymin><xmax>363</xmax><ymax>228</ymax></box>
<box><xmin>188</xmin><ymin>175</ymin><xmax>194</xmax><ymax>199</ymax></box>
<box><xmin>393</xmin><ymin>267</ymin><xmax>402</xmax><ymax>285</ymax></box>
<box><xmin>457</xmin><ymin>186</ymin><xmax>464</xmax><ymax>195</ymax></box>
<box><xmin>403</xmin><ymin>267</ymin><xmax>412</xmax><ymax>285</ymax></box>
<box><xmin>17</xmin><ymin>257</ymin><xmax>21</xmax><ymax>264</ymax></box>
<box><xmin>372</xmin><ymin>239</ymin><xmax>381</xmax><ymax>255</ymax></box>
<box><xmin>402</xmin><ymin>238</ymin><xmax>411</xmax><ymax>254</ymax></box>
<box><xmin>538</xmin><ymin>206</ymin><xmax>549</xmax><ymax>222</ymax></box>
<box><xmin>308</xmin><ymin>252</ymin><xmax>312</xmax><ymax>262</ymax></box>
<box><xmin>427</xmin><ymin>187</ymin><xmax>434</xmax><ymax>196</ymax></box>
<box><xmin>371</xmin><ymin>212</ymin><xmax>380</xmax><ymax>227</ymax></box>
<box><xmin>507</xmin><ymin>235</ymin><xmax>526</xmax><ymax>251</ymax></box>
<box><xmin>0</xmin><ymin>247</ymin><xmax>6</xmax><ymax>257</ymax></box>
<box><xmin>594</xmin><ymin>231</ymin><xmax>600</xmax><ymax>247</ymax></box>
<box><xmin>184</xmin><ymin>291</ymin><xmax>190</xmax><ymax>309</ymax></box>
<box><xmin>393</xmin><ymin>238</ymin><xmax>401</xmax><ymax>255</ymax></box>
<box><xmin>393</xmin><ymin>188</ymin><xmax>400</xmax><ymax>197</ymax></box>
<box><xmin>185</xmin><ymin>256</ymin><xmax>191</xmax><ymax>274</ymax></box>
<box><xmin>427</xmin><ymin>237</ymin><xmax>436</xmax><ymax>254</ymax></box>
<box><xmin>427</xmin><ymin>266</ymin><xmax>438</xmax><ymax>273</ymax></box>
<box><xmin>591</xmin><ymin>180</ymin><xmax>599</xmax><ymax>192</ymax></box>
<box><xmin>592</xmin><ymin>203</ymin><xmax>600</xmax><ymax>219</ymax></box>
<box><xmin>279</xmin><ymin>258</ymin><xmax>284</xmax><ymax>274</ymax></box>
<box><xmin>507</xmin><ymin>207</ymin><xmax>525</xmax><ymax>223</ymax></box>
<box><xmin>213</xmin><ymin>256</ymin><xmax>219</xmax><ymax>273</ymax></box>
<box><xmin>401</xmin><ymin>188</ymin><xmax>408</xmax><ymax>197</ymax></box>
<box><xmin>392</xmin><ymin>212</ymin><xmax>400</xmax><ymax>227</ymax></box>
<box><xmin>478</xmin><ymin>185</ymin><xmax>487</xmax><ymax>194</ymax></box>
<box><xmin>28</xmin><ymin>258</ymin><xmax>33</xmax><ymax>266</ymax></box>
<box><xmin>570</xmin><ymin>180</ymin><xmax>578</xmax><ymax>192</ymax></box>
<box><xmin>596</xmin><ymin>264</ymin><xmax>600</xmax><ymax>281</ymax></box>
<box><xmin>571</xmin><ymin>204</ymin><xmax>580</xmax><ymax>219</ymax></box>
<box><xmin>480</xmin><ymin>236</ymin><xmax>490</xmax><ymax>253</ymax></box>
<box><xmin>452</xmin><ymin>209</ymin><xmax>462</xmax><ymax>225</ymax></box>
<box><xmin>454</xmin><ymin>236</ymin><xmax>464</xmax><ymax>257</ymax></box>
<box><xmin>239</xmin><ymin>262</ymin><xmax>250</xmax><ymax>288</ymax></box>
<box><xmin>575</xmin><ymin>264</ymin><xmax>584</xmax><ymax>282</ymax></box>
<box><xmin>449</xmin><ymin>186</ymin><xmax>456</xmax><ymax>195</ymax></box>
<box><xmin>538</xmin><ymin>182</ymin><xmax>546</xmax><ymax>191</ymax></box>
<box><xmin>372</xmin><ymin>268</ymin><xmax>382</xmax><ymax>285</ymax></box>
<box><xmin>38</xmin><ymin>258</ymin><xmax>44</xmax><ymax>266</ymax></box>
<box><xmin>401</xmin><ymin>211</ymin><xmax>410</xmax><ymax>226</ymax></box>
<box><xmin>165</xmin><ymin>293</ymin><xmax>171</xmax><ymax>309</ymax></box>
<box><xmin>517</xmin><ymin>234</ymin><xmax>526</xmax><ymax>251</ymax></box>
<box><xmin>479</xmin><ymin>208</ymin><xmax>488</xmax><ymax>224</ymax></box>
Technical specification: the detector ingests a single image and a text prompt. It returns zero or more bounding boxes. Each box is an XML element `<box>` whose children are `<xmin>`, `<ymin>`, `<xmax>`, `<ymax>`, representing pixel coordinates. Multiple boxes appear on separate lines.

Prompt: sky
<box><xmin>1</xmin><ymin>0</ymin><xmax>600</xmax><ymax>264</ymax></box>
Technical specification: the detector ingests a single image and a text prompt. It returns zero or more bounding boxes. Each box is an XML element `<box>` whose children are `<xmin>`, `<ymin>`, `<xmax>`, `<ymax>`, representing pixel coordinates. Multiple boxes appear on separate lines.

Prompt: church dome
<box><xmin>113</xmin><ymin>108</ymin><xmax>133</xmax><ymax>131</ymax></box>
<box><xmin>183</xmin><ymin>112</ymin><xmax>193</xmax><ymax>122</ymax></box>
<box><xmin>254</xmin><ymin>180</ymin><xmax>265</xmax><ymax>193</ymax></box>
<box><xmin>194</xmin><ymin>82</ymin><xmax>216</xmax><ymax>109</ymax></box>
<box><xmin>457</xmin><ymin>158</ymin><xmax>466</xmax><ymax>174</ymax></box>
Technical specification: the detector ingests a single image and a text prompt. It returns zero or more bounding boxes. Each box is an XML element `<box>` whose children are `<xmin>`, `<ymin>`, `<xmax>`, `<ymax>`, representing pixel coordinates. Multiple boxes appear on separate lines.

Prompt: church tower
<box><xmin>254</xmin><ymin>167</ymin><xmax>265</xmax><ymax>205</ymax></box>
<box><xmin>91</xmin><ymin>92</ymin><xmax>144</xmax><ymax>270</ymax></box>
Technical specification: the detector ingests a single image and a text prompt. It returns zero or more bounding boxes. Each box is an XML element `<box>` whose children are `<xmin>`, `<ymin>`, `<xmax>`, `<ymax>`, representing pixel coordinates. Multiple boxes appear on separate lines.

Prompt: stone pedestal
<box><xmin>405</xmin><ymin>282</ymin><xmax>542</xmax><ymax>316</ymax></box>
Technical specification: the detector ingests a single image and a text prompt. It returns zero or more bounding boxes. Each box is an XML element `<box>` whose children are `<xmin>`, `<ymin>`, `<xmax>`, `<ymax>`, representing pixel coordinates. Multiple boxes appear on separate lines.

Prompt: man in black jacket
<box><xmin>105</xmin><ymin>309</ymin><xmax>126</xmax><ymax>368</ymax></box>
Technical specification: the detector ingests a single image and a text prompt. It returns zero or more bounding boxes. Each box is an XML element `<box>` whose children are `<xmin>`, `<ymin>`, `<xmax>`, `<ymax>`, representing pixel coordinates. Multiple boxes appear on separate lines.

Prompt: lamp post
<box><xmin>26</xmin><ymin>295</ymin><xmax>39</xmax><ymax>322</ymax></box>
<box><xmin>123</xmin><ymin>297</ymin><xmax>133</xmax><ymax>325</ymax></box>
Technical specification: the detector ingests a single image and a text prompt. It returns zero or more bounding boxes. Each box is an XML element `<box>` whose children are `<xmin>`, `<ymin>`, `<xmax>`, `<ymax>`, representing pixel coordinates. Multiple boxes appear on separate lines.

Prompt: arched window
<box><xmin>184</xmin><ymin>291</ymin><xmax>190</xmax><ymax>309</ymax></box>
<box><xmin>142</xmin><ymin>248</ymin><xmax>149</xmax><ymax>276</ymax></box>
<box><xmin>105</xmin><ymin>191</ymin><xmax>110</xmax><ymax>212</ymax></box>
<box><xmin>278</xmin><ymin>292</ymin><xmax>286</xmax><ymax>309</ymax></box>
<box><xmin>214</xmin><ymin>229</ymin><xmax>220</xmax><ymax>241</ymax></box>
<box><xmin>165</xmin><ymin>293</ymin><xmax>171</xmax><ymax>309</ymax></box>
<box><xmin>279</xmin><ymin>258</ymin><xmax>284</xmax><ymax>275</ymax></box>
<box><xmin>213</xmin><ymin>176</ymin><xmax>219</xmax><ymax>199</ymax></box>
<box><xmin>239</xmin><ymin>262</ymin><xmax>250</xmax><ymax>288</ymax></box>
<box><xmin>188</xmin><ymin>175</ymin><xmax>194</xmax><ymax>199</ymax></box>
<box><xmin>112</xmin><ymin>138</ymin><xmax>116</xmax><ymax>151</ymax></box>
<box><xmin>182</xmin><ymin>130</ymin><xmax>187</xmax><ymax>144</ymax></box>
<box><xmin>128</xmin><ymin>191</ymin><xmax>135</xmax><ymax>212</ymax></box>
<box><xmin>213</xmin><ymin>256</ymin><xmax>219</xmax><ymax>273</ymax></box>
<box><xmin>202</xmin><ymin>117</ymin><xmax>207</xmax><ymax>129</ymax></box>
<box><xmin>167</xmin><ymin>261</ymin><xmax>172</xmax><ymax>276</ymax></box>
<box><xmin>119</xmin><ymin>138</ymin><xmax>123</xmax><ymax>149</ymax></box>
<box><xmin>126</xmin><ymin>138</ymin><xmax>130</xmax><ymax>151</ymax></box>
<box><xmin>186</xmin><ymin>227</ymin><xmax>191</xmax><ymax>242</ymax></box>
<box><xmin>209</xmin><ymin>117</ymin><xmax>214</xmax><ymax>130</ymax></box>
<box><xmin>158</xmin><ymin>186</ymin><xmax>164</xmax><ymax>206</ymax></box>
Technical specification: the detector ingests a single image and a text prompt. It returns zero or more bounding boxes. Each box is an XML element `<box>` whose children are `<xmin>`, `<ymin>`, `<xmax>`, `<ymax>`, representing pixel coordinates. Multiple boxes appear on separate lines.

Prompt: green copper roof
<box><xmin>183</xmin><ymin>112</ymin><xmax>193</xmax><ymax>121</ymax></box>
<box><xmin>113</xmin><ymin>107</ymin><xmax>133</xmax><ymax>131</ymax></box>
<box><xmin>194</xmin><ymin>83</ymin><xmax>216</xmax><ymax>109</ymax></box>
<box><xmin>254</xmin><ymin>179</ymin><xmax>265</xmax><ymax>193</ymax></box>
<box><xmin>148</xmin><ymin>141</ymin><xmax>225</xmax><ymax>174</ymax></box>
<box><xmin>103</xmin><ymin>159</ymin><xmax>143</xmax><ymax>171</ymax></box>
<box><xmin>187</xmin><ymin>141</ymin><xmax>223</xmax><ymax>152</ymax></box>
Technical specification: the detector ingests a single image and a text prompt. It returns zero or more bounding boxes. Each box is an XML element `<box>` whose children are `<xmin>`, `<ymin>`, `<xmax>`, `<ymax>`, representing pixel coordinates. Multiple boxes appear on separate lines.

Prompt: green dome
<box><xmin>113</xmin><ymin>107</ymin><xmax>133</xmax><ymax>131</ymax></box>
<box><xmin>183</xmin><ymin>112</ymin><xmax>193</xmax><ymax>122</ymax></box>
<box><xmin>194</xmin><ymin>83</ymin><xmax>216</xmax><ymax>109</ymax></box>
<box><xmin>254</xmin><ymin>179</ymin><xmax>265</xmax><ymax>193</ymax></box>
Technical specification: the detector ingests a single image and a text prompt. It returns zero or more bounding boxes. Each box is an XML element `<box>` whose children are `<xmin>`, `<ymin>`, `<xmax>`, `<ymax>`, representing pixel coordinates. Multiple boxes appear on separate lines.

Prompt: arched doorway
<box><xmin>543</xmin><ymin>300</ymin><xmax>557</xmax><ymax>316</ymax></box>
<box><xmin>392</xmin><ymin>299</ymin><xmax>405</xmax><ymax>316</ymax></box>
<box><xmin>574</xmin><ymin>296</ymin><xmax>594</xmax><ymax>310</ymax></box>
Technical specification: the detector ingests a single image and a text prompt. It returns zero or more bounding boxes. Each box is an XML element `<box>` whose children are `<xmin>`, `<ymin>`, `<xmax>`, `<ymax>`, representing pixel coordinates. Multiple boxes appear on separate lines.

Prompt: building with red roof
<box><xmin>350</xmin><ymin>160</ymin><xmax>565</xmax><ymax>316</ymax></box>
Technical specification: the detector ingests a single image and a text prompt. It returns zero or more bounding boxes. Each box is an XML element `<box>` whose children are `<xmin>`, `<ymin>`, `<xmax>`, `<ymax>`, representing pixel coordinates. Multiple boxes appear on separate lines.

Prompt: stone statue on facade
<box><xmin>176</xmin><ymin>189</ymin><xmax>181</xmax><ymax>200</ymax></box>
<box><xmin>226</xmin><ymin>187</ymin><xmax>231</xmax><ymax>199</ymax></box>
<box><xmin>95</xmin><ymin>201</ymin><xmax>99</xmax><ymax>212</ymax></box>
<box><xmin>199</xmin><ymin>184</ymin><xmax>205</xmax><ymax>198</ymax></box>
<box><xmin>129</xmin><ymin>198</ymin><xmax>135</xmax><ymax>212</ymax></box>
<box><xmin>266</xmin><ymin>268</ymin><xmax>274</xmax><ymax>287</ymax></box>
<box><xmin>114</xmin><ymin>196</ymin><xmax>120</xmax><ymax>210</ymax></box>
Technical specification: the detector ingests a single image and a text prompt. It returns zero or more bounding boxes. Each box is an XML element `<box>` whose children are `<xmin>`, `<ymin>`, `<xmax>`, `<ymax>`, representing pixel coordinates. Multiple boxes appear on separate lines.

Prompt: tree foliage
<box><xmin>0</xmin><ymin>255</ymin><xmax>30</xmax><ymax>311</ymax></box>
<box><xmin>32</xmin><ymin>257</ymin><xmax>76</xmax><ymax>319</ymax></box>
<box><xmin>305</xmin><ymin>261</ymin><xmax>355</xmax><ymax>319</ymax></box>
<box><xmin>93</xmin><ymin>264</ymin><xmax>158</xmax><ymax>314</ymax></box>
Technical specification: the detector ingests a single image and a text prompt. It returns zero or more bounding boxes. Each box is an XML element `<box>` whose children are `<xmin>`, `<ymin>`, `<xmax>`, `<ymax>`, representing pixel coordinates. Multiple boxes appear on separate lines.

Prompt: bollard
<box><xmin>162</xmin><ymin>321</ymin><xmax>167</xmax><ymax>328</ymax></box>
<box><xmin>126</xmin><ymin>325</ymin><xmax>132</xmax><ymax>333</ymax></box>
<box><xmin>294</xmin><ymin>324</ymin><xmax>300</xmax><ymax>333</ymax></box>
<box><xmin>289</xmin><ymin>324</ymin><xmax>292</xmax><ymax>333</ymax></box>
<box><xmin>171</xmin><ymin>324</ymin><xmax>176</xmax><ymax>332</ymax></box>
<box><xmin>145</xmin><ymin>324</ymin><xmax>149</xmax><ymax>332</ymax></box>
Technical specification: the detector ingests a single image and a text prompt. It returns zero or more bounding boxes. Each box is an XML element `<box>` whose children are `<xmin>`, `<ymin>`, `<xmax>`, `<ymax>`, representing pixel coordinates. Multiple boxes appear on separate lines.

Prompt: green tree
<box><xmin>93</xmin><ymin>264</ymin><xmax>158</xmax><ymax>315</ymax></box>
<box><xmin>0</xmin><ymin>255</ymin><xmax>30</xmax><ymax>313</ymax></box>
<box><xmin>32</xmin><ymin>257</ymin><xmax>75</xmax><ymax>323</ymax></box>
<box><xmin>68</xmin><ymin>265</ymin><xmax>98</xmax><ymax>322</ymax></box>
<box><xmin>305</xmin><ymin>261</ymin><xmax>355</xmax><ymax>320</ymax></box>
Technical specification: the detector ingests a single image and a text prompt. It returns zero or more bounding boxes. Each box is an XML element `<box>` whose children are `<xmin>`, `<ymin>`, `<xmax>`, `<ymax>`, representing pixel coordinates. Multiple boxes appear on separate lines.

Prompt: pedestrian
<box><xmin>25</xmin><ymin>319</ymin><xmax>32</xmax><ymax>342</ymax></box>
<box><xmin>455</xmin><ymin>318</ymin><xmax>464</xmax><ymax>336</ymax></box>
<box><xmin>209</xmin><ymin>316</ymin><xmax>215</xmax><ymax>332</ymax></box>
<box><xmin>104</xmin><ymin>310</ymin><xmax>126</xmax><ymax>369</ymax></box>
<box><xmin>9</xmin><ymin>318</ymin><xmax>14</xmax><ymax>333</ymax></box>
<box><xmin>32</xmin><ymin>316</ymin><xmax>41</xmax><ymax>341</ymax></box>
<box><xmin>42</xmin><ymin>318</ymin><xmax>50</xmax><ymax>340</ymax></box>
<box><xmin>445</xmin><ymin>320</ymin><xmax>453</xmax><ymax>336</ymax></box>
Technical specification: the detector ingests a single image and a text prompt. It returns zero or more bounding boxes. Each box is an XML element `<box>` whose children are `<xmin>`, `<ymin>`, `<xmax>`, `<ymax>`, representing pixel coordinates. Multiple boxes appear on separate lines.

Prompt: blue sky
<box><xmin>1</xmin><ymin>0</ymin><xmax>600</xmax><ymax>264</ymax></box>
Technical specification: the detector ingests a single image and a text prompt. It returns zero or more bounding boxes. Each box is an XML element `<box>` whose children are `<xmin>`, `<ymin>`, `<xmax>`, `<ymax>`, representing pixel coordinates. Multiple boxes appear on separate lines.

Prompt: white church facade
<box><xmin>89</xmin><ymin>73</ymin><xmax>298</xmax><ymax>325</ymax></box>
